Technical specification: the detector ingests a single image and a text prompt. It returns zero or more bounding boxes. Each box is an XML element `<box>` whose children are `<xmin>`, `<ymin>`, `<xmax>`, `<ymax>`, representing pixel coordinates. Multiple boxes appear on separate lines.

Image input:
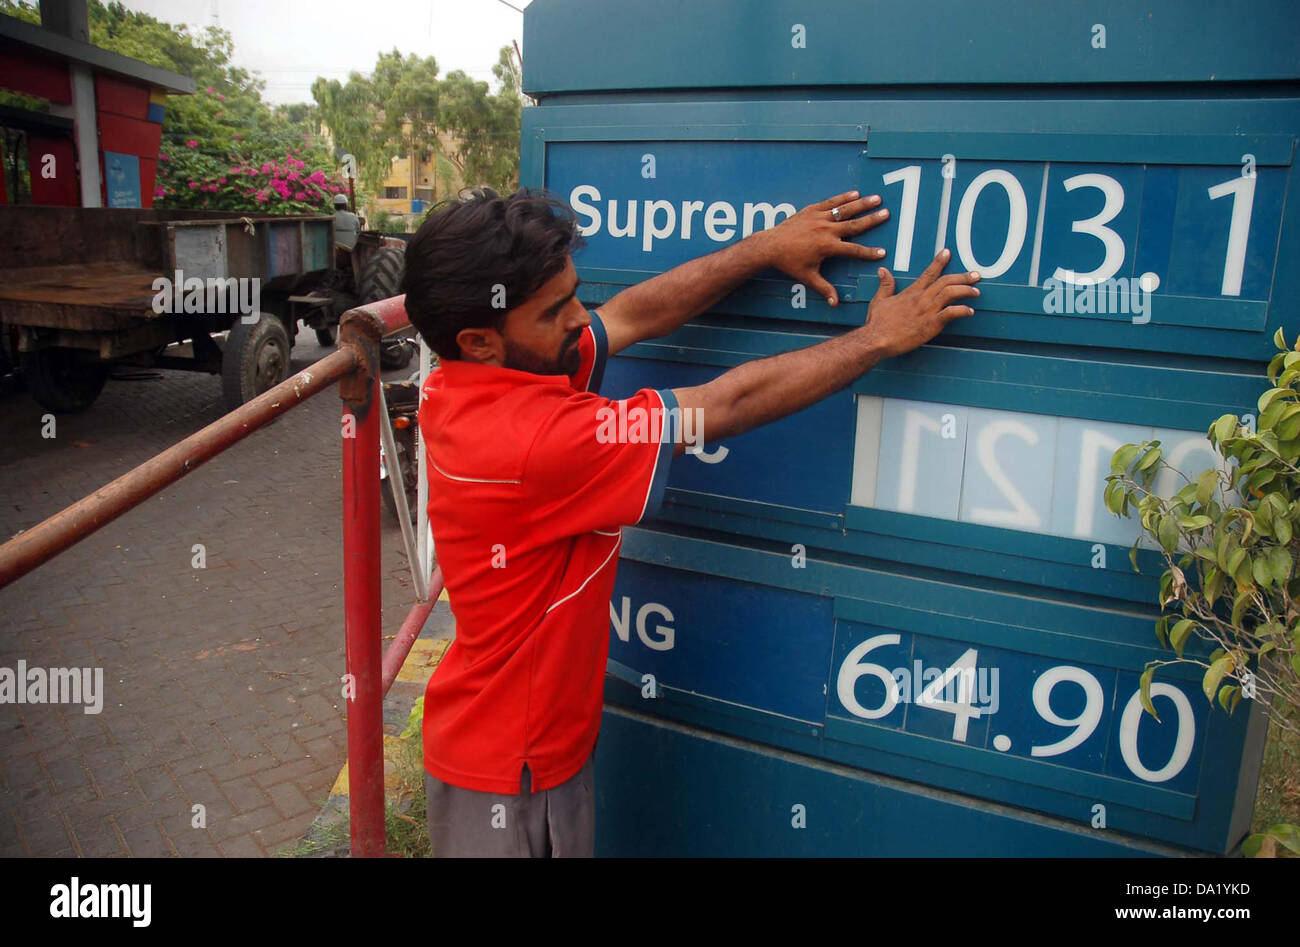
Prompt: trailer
<box><xmin>0</xmin><ymin>204</ymin><xmax>335</xmax><ymax>413</ymax></box>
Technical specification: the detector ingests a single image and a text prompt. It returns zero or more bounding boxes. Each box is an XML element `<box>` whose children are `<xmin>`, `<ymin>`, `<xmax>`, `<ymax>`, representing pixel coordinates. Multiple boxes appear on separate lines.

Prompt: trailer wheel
<box><xmin>20</xmin><ymin>347</ymin><xmax>108</xmax><ymax>414</ymax></box>
<box><xmin>221</xmin><ymin>314</ymin><xmax>291</xmax><ymax>411</ymax></box>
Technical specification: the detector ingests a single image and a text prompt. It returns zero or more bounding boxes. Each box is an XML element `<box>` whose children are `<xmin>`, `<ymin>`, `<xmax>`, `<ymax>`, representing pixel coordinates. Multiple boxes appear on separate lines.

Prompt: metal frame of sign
<box><xmin>607</xmin><ymin>527</ymin><xmax>1268</xmax><ymax>853</ymax></box>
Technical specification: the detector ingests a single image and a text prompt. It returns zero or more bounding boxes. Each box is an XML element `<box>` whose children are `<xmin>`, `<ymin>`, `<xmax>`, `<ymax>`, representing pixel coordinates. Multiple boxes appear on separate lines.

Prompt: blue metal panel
<box><xmin>600</xmin><ymin>344</ymin><xmax>1261</xmax><ymax>603</ymax></box>
<box><xmin>605</xmin><ymin>529</ymin><xmax>1267</xmax><ymax>852</ymax></box>
<box><xmin>524</xmin><ymin>0</ymin><xmax>1300</xmax><ymax>93</ymax></box>
<box><xmin>523</xmin><ymin>0</ymin><xmax>1285</xmax><ymax>858</ymax></box>
<box><xmin>523</xmin><ymin>95</ymin><xmax>1300</xmax><ymax>360</ymax></box>
<box><xmin>595</xmin><ymin>707</ymin><xmax>1174</xmax><ymax>857</ymax></box>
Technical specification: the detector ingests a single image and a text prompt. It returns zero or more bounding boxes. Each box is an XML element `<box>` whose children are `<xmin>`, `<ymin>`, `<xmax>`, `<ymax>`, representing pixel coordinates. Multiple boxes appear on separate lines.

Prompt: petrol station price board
<box><xmin>522</xmin><ymin>0</ymin><xmax>1295</xmax><ymax>856</ymax></box>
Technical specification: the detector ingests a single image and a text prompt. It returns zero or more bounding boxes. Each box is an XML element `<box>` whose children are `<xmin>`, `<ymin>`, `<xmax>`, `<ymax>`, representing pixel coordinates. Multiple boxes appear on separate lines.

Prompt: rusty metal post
<box><xmin>338</xmin><ymin>303</ymin><xmax>387</xmax><ymax>858</ymax></box>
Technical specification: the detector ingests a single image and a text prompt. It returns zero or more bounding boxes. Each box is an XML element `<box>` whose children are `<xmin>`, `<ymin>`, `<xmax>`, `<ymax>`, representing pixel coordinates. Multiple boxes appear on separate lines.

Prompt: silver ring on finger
<box><xmin>830</xmin><ymin>206</ymin><xmax>841</xmax><ymax>221</ymax></box>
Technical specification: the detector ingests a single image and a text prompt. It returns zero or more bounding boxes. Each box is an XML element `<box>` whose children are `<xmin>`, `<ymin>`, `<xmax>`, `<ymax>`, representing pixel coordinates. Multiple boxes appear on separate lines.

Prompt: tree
<box><xmin>312</xmin><ymin>44</ymin><xmax>523</xmax><ymax>201</ymax></box>
<box><xmin>437</xmin><ymin>47</ymin><xmax>522</xmax><ymax>193</ymax></box>
<box><xmin>1107</xmin><ymin>328</ymin><xmax>1300</xmax><ymax>856</ymax></box>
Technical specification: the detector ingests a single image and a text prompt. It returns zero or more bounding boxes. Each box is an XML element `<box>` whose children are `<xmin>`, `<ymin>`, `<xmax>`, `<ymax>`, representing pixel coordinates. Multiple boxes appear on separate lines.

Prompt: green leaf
<box><xmin>1169</xmin><ymin>619</ymin><xmax>1196</xmax><ymax>658</ymax></box>
<box><xmin>1202</xmin><ymin>654</ymin><xmax>1235</xmax><ymax>702</ymax></box>
<box><xmin>1204</xmin><ymin>567</ymin><xmax>1224</xmax><ymax>603</ymax></box>
<box><xmin>1154</xmin><ymin>617</ymin><xmax>1170</xmax><ymax>648</ymax></box>
<box><xmin>1252</xmin><ymin>554</ymin><xmax>1273</xmax><ymax>588</ymax></box>
<box><xmin>1111</xmin><ymin>443</ymin><xmax>1141</xmax><ymax>475</ymax></box>
<box><xmin>1268</xmin><ymin>546</ymin><xmax>1292</xmax><ymax>584</ymax></box>
<box><xmin>1157</xmin><ymin>515</ymin><xmax>1180</xmax><ymax>553</ymax></box>
<box><xmin>1217</xmin><ymin>683</ymin><xmax>1240</xmax><ymax>712</ymax></box>
<box><xmin>1278</xmin><ymin>405</ymin><xmax>1300</xmax><ymax>441</ymax></box>
<box><xmin>1231</xmin><ymin>590</ymin><xmax>1253</xmax><ymax>627</ymax></box>
<box><xmin>1138</xmin><ymin>445</ymin><xmax>1162</xmax><ymax>472</ymax></box>
<box><xmin>1195</xmin><ymin>468</ymin><xmax>1219</xmax><ymax>506</ymax></box>
<box><xmin>1129</xmin><ymin>540</ymin><xmax>1140</xmax><ymax>572</ymax></box>
<box><xmin>1243</xmin><ymin>833</ymin><xmax>1265</xmax><ymax>858</ymax></box>
<box><xmin>1269</xmin><ymin>824</ymin><xmax>1300</xmax><ymax>856</ymax></box>
<box><xmin>1274</xmin><ymin>327</ymin><xmax>1287</xmax><ymax>350</ymax></box>
<box><xmin>1227</xmin><ymin>546</ymin><xmax>1247</xmax><ymax>578</ymax></box>
<box><xmin>1213</xmin><ymin>415</ymin><xmax>1238</xmax><ymax>444</ymax></box>
<box><xmin>1258</xmin><ymin>386</ymin><xmax>1290</xmax><ymax>413</ymax></box>
<box><xmin>1277</xmin><ymin>517</ymin><xmax>1293</xmax><ymax>546</ymax></box>
<box><xmin>1103</xmin><ymin>481</ymin><xmax>1124</xmax><ymax>516</ymax></box>
<box><xmin>1139</xmin><ymin>665</ymin><xmax>1159</xmax><ymax>721</ymax></box>
<box><xmin>1292</xmin><ymin>655</ymin><xmax>1300</xmax><ymax>681</ymax></box>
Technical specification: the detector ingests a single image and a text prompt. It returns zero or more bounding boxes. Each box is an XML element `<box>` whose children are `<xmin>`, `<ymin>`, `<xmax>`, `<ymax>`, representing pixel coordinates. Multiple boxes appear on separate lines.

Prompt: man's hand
<box><xmin>758</xmin><ymin>190</ymin><xmax>891</xmax><ymax>307</ymax></box>
<box><xmin>863</xmin><ymin>249</ymin><xmax>981</xmax><ymax>359</ymax></box>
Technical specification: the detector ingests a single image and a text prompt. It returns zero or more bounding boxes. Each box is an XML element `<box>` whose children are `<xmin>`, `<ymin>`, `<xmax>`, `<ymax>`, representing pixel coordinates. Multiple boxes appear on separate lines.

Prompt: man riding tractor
<box><xmin>296</xmin><ymin>195</ymin><xmax>413</xmax><ymax>369</ymax></box>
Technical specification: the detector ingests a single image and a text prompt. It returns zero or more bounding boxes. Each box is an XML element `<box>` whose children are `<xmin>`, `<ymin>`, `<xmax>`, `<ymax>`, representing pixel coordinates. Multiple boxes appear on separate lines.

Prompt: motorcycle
<box><xmin>380</xmin><ymin>357</ymin><xmax>421</xmax><ymax>525</ymax></box>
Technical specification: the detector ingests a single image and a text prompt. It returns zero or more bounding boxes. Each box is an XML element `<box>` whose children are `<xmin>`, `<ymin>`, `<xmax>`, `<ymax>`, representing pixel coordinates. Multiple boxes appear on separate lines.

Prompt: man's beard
<box><xmin>503</xmin><ymin>329</ymin><xmax>582</xmax><ymax>376</ymax></box>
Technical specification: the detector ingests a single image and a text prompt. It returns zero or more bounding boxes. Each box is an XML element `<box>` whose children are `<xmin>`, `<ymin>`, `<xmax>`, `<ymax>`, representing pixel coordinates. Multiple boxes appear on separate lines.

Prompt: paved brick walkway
<box><xmin>0</xmin><ymin>329</ymin><xmax>425</xmax><ymax>857</ymax></box>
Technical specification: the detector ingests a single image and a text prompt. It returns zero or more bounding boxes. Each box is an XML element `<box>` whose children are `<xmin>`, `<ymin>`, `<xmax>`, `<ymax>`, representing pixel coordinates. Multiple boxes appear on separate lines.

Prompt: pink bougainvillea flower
<box><xmin>218</xmin><ymin>177</ymin><xmax>227</xmax><ymax>184</ymax></box>
<box><xmin>188</xmin><ymin>181</ymin><xmax>199</xmax><ymax>189</ymax></box>
<box><xmin>205</xmin><ymin>85</ymin><xmax>215</xmax><ymax>93</ymax></box>
<box><xmin>308</xmin><ymin>170</ymin><xmax>326</xmax><ymax>185</ymax></box>
<box><xmin>216</xmin><ymin>93</ymin><xmax>225</xmax><ymax>100</ymax></box>
<box><xmin>159</xmin><ymin>153</ymin><xmax>169</xmax><ymax>161</ymax></box>
<box><xmin>294</xmin><ymin>191</ymin><xmax>306</xmax><ymax>200</ymax></box>
<box><xmin>286</xmin><ymin>171</ymin><xmax>299</xmax><ymax>181</ymax></box>
<box><xmin>256</xmin><ymin>190</ymin><xmax>268</xmax><ymax>203</ymax></box>
<box><xmin>186</xmin><ymin>139</ymin><xmax>198</xmax><ymax>148</ymax></box>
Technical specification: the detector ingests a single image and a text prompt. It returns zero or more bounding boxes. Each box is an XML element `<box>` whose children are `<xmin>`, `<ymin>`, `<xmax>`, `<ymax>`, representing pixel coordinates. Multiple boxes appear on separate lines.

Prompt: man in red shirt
<box><xmin>401</xmin><ymin>186</ymin><xmax>980</xmax><ymax>857</ymax></box>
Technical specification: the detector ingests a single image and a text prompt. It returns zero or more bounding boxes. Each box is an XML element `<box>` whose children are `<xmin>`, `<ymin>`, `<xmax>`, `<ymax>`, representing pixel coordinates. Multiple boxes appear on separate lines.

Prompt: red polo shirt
<box><xmin>419</xmin><ymin>311</ymin><xmax>677</xmax><ymax>793</ymax></box>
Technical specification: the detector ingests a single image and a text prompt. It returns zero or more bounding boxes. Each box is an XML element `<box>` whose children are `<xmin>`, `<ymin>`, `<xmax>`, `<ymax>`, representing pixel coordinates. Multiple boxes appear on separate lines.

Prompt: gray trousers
<box><xmin>424</xmin><ymin>753</ymin><xmax>596</xmax><ymax>858</ymax></box>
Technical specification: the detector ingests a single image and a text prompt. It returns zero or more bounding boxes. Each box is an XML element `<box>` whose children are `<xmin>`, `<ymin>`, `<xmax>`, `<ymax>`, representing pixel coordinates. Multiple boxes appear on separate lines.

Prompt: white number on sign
<box><xmin>1207</xmin><ymin>173</ymin><xmax>1257</xmax><ymax>297</ymax></box>
<box><xmin>896</xmin><ymin>408</ymin><xmax>942</xmax><ymax>512</ymax></box>
<box><xmin>1050</xmin><ymin>172</ymin><xmax>1126</xmax><ymax>285</ymax></box>
<box><xmin>969</xmin><ymin>418</ymin><xmax>1042</xmax><ymax>529</ymax></box>
<box><xmin>915</xmin><ymin>647</ymin><xmax>983</xmax><ymax>742</ymax></box>
<box><xmin>881</xmin><ymin>164</ymin><xmax>921</xmax><ymax>272</ymax></box>
<box><xmin>836</xmin><ymin>633</ymin><xmax>902</xmax><ymax>720</ymax></box>
<box><xmin>1030</xmin><ymin>665</ymin><xmax>1105</xmax><ymax>757</ymax></box>
<box><xmin>955</xmin><ymin>169</ymin><xmax>1029</xmax><ymax>279</ymax></box>
<box><xmin>1119</xmin><ymin>682</ymin><xmax>1196</xmax><ymax>783</ymax></box>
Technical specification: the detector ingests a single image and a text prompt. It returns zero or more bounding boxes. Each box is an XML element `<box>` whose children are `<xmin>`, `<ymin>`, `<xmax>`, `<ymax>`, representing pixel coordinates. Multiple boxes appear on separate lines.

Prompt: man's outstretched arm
<box><xmin>595</xmin><ymin>190</ymin><xmax>890</xmax><ymax>356</ymax></box>
<box><xmin>667</xmin><ymin>250</ymin><xmax>981</xmax><ymax>456</ymax></box>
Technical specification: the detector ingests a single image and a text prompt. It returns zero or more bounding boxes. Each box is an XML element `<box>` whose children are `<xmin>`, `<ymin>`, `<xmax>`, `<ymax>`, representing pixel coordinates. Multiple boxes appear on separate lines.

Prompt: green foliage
<box><xmin>1107</xmin><ymin>328</ymin><xmax>1300</xmax><ymax>855</ymax></box>
<box><xmin>312</xmin><ymin>45</ymin><xmax>522</xmax><ymax>198</ymax></box>
<box><xmin>0</xmin><ymin>0</ymin><xmax>344</xmax><ymax>213</ymax></box>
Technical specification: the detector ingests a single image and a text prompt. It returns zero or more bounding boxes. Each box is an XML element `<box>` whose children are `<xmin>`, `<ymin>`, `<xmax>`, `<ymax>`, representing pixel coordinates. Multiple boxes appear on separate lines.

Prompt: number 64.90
<box><xmin>835</xmin><ymin>636</ymin><xmax>1197</xmax><ymax>783</ymax></box>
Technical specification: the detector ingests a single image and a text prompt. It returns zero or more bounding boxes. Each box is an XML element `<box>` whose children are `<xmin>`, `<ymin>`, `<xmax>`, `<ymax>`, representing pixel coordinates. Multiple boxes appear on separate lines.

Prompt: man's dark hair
<box><xmin>400</xmin><ymin>186</ymin><xmax>585</xmax><ymax>360</ymax></box>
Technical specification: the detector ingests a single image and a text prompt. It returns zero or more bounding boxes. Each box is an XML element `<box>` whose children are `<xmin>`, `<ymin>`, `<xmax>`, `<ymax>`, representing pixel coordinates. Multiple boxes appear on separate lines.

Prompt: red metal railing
<box><xmin>0</xmin><ymin>295</ymin><xmax>439</xmax><ymax>858</ymax></box>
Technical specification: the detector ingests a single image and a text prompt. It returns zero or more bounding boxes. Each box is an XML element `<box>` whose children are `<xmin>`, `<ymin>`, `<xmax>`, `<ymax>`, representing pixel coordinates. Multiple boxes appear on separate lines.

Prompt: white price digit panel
<box><xmin>853</xmin><ymin>396</ymin><xmax>1230</xmax><ymax>547</ymax></box>
<box><xmin>869</xmin><ymin>156</ymin><xmax>1284</xmax><ymax>303</ymax></box>
<box><xmin>830</xmin><ymin>625</ymin><xmax>1207</xmax><ymax>789</ymax></box>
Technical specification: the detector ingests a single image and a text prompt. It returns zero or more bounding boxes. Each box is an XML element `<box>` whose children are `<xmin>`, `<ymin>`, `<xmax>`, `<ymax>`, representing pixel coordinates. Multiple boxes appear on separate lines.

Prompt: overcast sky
<box><xmin>118</xmin><ymin>0</ymin><xmax>530</xmax><ymax>105</ymax></box>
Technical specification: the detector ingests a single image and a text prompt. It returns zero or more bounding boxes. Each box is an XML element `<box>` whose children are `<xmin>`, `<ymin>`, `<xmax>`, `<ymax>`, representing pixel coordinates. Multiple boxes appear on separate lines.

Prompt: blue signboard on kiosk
<box><xmin>521</xmin><ymin>0</ymin><xmax>1296</xmax><ymax>855</ymax></box>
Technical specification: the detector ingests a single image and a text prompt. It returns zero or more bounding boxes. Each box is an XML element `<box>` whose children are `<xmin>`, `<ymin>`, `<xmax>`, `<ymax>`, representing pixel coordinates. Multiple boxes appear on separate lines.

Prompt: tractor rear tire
<box><xmin>358</xmin><ymin>245</ymin><xmax>412</xmax><ymax>370</ymax></box>
<box><xmin>20</xmin><ymin>347</ymin><xmax>108</xmax><ymax>414</ymax></box>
